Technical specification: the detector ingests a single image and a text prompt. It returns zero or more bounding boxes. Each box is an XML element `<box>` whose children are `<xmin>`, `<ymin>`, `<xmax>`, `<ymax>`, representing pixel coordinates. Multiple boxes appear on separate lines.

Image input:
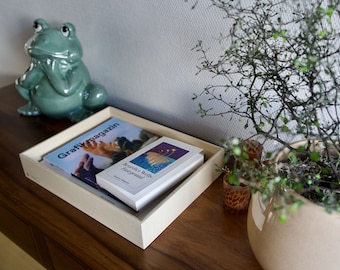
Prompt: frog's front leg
<box><xmin>16</xmin><ymin>62</ymin><xmax>44</xmax><ymax>99</ymax></box>
<box><xmin>41</xmin><ymin>59</ymin><xmax>87</xmax><ymax>97</ymax></box>
<box><xmin>15</xmin><ymin>62</ymin><xmax>45</xmax><ymax>116</ymax></box>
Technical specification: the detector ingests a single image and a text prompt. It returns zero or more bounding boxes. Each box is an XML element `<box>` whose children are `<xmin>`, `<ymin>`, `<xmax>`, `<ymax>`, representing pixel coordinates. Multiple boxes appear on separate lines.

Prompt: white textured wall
<box><xmin>0</xmin><ymin>0</ymin><xmax>249</xmax><ymax>143</ymax></box>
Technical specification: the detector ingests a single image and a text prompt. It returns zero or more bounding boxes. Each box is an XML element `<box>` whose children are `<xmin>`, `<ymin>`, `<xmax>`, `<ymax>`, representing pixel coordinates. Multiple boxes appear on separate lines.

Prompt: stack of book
<box><xmin>43</xmin><ymin>118</ymin><xmax>204</xmax><ymax>211</ymax></box>
<box><xmin>20</xmin><ymin>107</ymin><xmax>223</xmax><ymax>248</ymax></box>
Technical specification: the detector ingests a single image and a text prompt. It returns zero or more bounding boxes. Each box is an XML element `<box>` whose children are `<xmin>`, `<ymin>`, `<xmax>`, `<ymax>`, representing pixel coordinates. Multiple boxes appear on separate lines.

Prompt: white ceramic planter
<box><xmin>248</xmin><ymin>192</ymin><xmax>340</xmax><ymax>270</ymax></box>
<box><xmin>247</xmin><ymin>140</ymin><xmax>340</xmax><ymax>270</ymax></box>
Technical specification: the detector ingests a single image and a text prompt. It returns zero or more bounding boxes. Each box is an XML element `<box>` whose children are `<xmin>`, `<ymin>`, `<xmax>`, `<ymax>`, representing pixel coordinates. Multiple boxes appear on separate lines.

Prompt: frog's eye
<box><xmin>33</xmin><ymin>19</ymin><xmax>48</xmax><ymax>33</ymax></box>
<box><xmin>33</xmin><ymin>19</ymin><xmax>49</xmax><ymax>33</ymax></box>
<box><xmin>33</xmin><ymin>22</ymin><xmax>42</xmax><ymax>33</ymax></box>
<box><xmin>61</xmin><ymin>25</ymin><xmax>70</xmax><ymax>37</ymax></box>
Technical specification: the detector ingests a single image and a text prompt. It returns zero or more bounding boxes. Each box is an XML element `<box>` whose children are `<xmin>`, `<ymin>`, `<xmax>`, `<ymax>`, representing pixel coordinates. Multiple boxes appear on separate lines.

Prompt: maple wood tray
<box><xmin>19</xmin><ymin>106</ymin><xmax>223</xmax><ymax>249</ymax></box>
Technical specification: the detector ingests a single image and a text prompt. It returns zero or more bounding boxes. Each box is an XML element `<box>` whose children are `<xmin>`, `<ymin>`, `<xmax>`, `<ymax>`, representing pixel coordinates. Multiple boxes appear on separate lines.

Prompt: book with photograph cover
<box><xmin>43</xmin><ymin>118</ymin><xmax>158</xmax><ymax>188</ymax></box>
<box><xmin>96</xmin><ymin>137</ymin><xmax>204</xmax><ymax>211</ymax></box>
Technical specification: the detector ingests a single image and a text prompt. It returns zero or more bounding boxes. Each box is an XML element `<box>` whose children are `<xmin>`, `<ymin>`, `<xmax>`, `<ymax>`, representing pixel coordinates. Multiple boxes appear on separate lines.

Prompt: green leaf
<box><xmin>273</xmin><ymin>29</ymin><xmax>286</xmax><ymax>40</ymax></box>
<box><xmin>292</xmin><ymin>182</ymin><xmax>303</xmax><ymax>193</ymax></box>
<box><xmin>321</xmin><ymin>167</ymin><xmax>330</xmax><ymax>175</ymax></box>
<box><xmin>242</xmin><ymin>151</ymin><xmax>249</xmax><ymax>160</ymax></box>
<box><xmin>299</xmin><ymin>65</ymin><xmax>309</xmax><ymax>73</ymax></box>
<box><xmin>293</xmin><ymin>59</ymin><xmax>300</xmax><ymax>67</ymax></box>
<box><xmin>279</xmin><ymin>213</ymin><xmax>287</xmax><ymax>223</ymax></box>
<box><xmin>265</xmin><ymin>152</ymin><xmax>273</xmax><ymax>159</ymax></box>
<box><xmin>281</xmin><ymin>125</ymin><xmax>290</xmax><ymax>132</ymax></box>
<box><xmin>273</xmin><ymin>203</ymin><xmax>280</xmax><ymax>211</ymax></box>
<box><xmin>317</xmin><ymin>31</ymin><xmax>326</xmax><ymax>38</ymax></box>
<box><xmin>244</xmin><ymin>121</ymin><xmax>249</xmax><ymax>129</ymax></box>
<box><xmin>296</xmin><ymin>146</ymin><xmax>307</xmax><ymax>153</ymax></box>
<box><xmin>317</xmin><ymin>6</ymin><xmax>324</xmax><ymax>15</ymax></box>
<box><xmin>288</xmin><ymin>153</ymin><xmax>298</xmax><ymax>164</ymax></box>
<box><xmin>224</xmin><ymin>153</ymin><xmax>231</xmax><ymax>164</ymax></box>
<box><xmin>228</xmin><ymin>173</ymin><xmax>239</xmax><ymax>185</ymax></box>
<box><xmin>233</xmin><ymin>146</ymin><xmax>241</xmax><ymax>156</ymax></box>
<box><xmin>310</xmin><ymin>151</ymin><xmax>321</xmax><ymax>162</ymax></box>
<box><xmin>290</xmin><ymin>200</ymin><xmax>303</xmax><ymax>212</ymax></box>
<box><xmin>325</xmin><ymin>6</ymin><xmax>334</xmax><ymax>16</ymax></box>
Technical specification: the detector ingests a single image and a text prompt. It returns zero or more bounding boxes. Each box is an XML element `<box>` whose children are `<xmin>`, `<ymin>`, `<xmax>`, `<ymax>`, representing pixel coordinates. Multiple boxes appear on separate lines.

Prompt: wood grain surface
<box><xmin>0</xmin><ymin>84</ymin><xmax>262</xmax><ymax>270</ymax></box>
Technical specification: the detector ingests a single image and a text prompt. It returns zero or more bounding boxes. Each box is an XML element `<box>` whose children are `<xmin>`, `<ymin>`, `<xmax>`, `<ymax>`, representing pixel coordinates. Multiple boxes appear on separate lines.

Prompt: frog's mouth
<box><xmin>27</xmin><ymin>47</ymin><xmax>69</xmax><ymax>59</ymax></box>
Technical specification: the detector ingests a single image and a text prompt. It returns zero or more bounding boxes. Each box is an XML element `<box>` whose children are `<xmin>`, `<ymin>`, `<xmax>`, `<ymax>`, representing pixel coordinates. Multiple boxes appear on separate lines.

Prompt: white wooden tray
<box><xmin>19</xmin><ymin>106</ymin><xmax>223</xmax><ymax>249</ymax></box>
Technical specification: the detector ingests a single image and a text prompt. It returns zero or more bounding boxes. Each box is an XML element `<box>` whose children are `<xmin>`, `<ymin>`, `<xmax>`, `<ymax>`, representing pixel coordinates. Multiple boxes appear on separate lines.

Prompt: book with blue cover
<box><xmin>43</xmin><ymin>118</ymin><xmax>158</xmax><ymax>188</ymax></box>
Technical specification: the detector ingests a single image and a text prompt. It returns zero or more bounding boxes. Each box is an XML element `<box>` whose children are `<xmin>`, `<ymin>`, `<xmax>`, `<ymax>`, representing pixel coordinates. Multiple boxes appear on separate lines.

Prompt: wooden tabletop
<box><xmin>0</xmin><ymin>84</ymin><xmax>261</xmax><ymax>269</ymax></box>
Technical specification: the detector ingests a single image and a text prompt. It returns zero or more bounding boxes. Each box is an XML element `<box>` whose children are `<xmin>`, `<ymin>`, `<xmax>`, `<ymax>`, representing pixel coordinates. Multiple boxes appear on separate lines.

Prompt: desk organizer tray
<box><xmin>19</xmin><ymin>106</ymin><xmax>223</xmax><ymax>249</ymax></box>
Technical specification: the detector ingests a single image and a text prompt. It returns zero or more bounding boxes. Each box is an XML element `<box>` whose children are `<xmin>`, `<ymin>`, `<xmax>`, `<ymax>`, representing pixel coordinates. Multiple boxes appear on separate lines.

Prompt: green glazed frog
<box><xmin>16</xmin><ymin>18</ymin><xmax>107</xmax><ymax>121</ymax></box>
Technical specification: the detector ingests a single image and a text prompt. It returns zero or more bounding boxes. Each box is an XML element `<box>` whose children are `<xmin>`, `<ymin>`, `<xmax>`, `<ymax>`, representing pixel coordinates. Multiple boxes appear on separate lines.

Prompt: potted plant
<box><xmin>220</xmin><ymin>138</ymin><xmax>263</xmax><ymax>214</ymax></box>
<box><xmin>192</xmin><ymin>0</ymin><xmax>340</xmax><ymax>269</ymax></box>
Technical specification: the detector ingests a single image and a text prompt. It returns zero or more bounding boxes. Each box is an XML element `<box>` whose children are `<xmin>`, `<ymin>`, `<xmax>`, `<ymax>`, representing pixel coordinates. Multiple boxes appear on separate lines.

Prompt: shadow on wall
<box><xmin>0</xmin><ymin>75</ymin><xmax>19</xmax><ymax>88</ymax></box>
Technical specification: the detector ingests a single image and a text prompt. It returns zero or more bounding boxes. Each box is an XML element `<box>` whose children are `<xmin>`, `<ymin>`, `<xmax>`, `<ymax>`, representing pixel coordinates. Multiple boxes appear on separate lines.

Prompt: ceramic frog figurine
<box><xmin>15</xmin><ymin>18</ymin><xmax>107</xmax><ymax>121</ymax></box>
